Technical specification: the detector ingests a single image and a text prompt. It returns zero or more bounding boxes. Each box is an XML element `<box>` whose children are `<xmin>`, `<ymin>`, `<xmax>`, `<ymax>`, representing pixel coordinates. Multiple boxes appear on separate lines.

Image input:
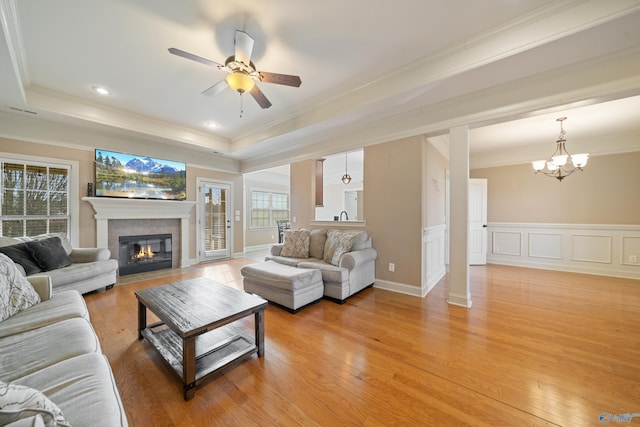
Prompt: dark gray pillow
<box><xmin>25</xmin><ymin>237</ymin><xmax>72</xmax><ymax>271</ymax></box>
<box><xmin>0</xmin><ymin>243</ymin><xmax>42</xmax><ymax>275</ymax></box>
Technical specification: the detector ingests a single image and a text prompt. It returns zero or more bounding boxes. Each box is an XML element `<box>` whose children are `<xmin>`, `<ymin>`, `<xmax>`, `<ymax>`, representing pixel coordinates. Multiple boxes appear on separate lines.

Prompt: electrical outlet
<box><xmin>630</xmin><ymin>255</ymin><xmax>638</xmax><ymax>263</ymax></box>
<box><xmin>388</xmin><ymin>263</ymin><xmax>395</xmax><ymax>272</ymax></box>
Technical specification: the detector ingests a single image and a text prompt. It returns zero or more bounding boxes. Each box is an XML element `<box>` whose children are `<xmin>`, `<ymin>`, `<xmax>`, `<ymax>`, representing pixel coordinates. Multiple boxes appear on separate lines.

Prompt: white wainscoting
<box><xmin>422</xmin><ymin>225</ymin><xmax>447</xmax><ymax>296</ymax></box>
<box><xmin>488</xmin><ymin>223</ymin><xmax>640</xmax><ymax>279</ymax></box>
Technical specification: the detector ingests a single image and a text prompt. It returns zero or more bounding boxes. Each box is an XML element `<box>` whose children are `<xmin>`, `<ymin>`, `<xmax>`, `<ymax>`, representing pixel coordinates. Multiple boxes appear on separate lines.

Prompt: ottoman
<box><xmin>240</xmin><ymin>261</ymin><xmax>323</xmax><ymax>313</ymax></box>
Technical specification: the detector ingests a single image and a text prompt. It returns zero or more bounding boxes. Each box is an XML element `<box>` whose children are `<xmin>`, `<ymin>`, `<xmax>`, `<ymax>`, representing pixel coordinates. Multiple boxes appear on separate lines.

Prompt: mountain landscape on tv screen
<box><xmin>124</xmin><ymin>157</ymin><xmax>181</xmax><ymax>174</ymax></box>
<box><xmin>95</xmin><ymin>150</ymin><xmax>186</xmax><ymax>200</ymax></box>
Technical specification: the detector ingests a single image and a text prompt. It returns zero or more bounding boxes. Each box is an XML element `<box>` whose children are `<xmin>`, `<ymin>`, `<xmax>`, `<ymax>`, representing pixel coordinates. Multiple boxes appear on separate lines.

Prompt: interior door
<box><xmin>198</xmin><ymin>180</ymin><xmax>231</xmax><ymax>261</ymax></box>
<box><xmin>344</xmin><ymin>190</ymin><xmax>358</xmax><ymax>220</ymax></box>
<box><xmin>468</xmin><ymin>178</ymin><xmax>488</xmax><ymax>265</ymax></box>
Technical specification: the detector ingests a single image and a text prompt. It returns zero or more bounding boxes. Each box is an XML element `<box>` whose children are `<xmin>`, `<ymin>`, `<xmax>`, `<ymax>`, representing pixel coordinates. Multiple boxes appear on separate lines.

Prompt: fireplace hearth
<box><xmin>119</xmin><ymin>234</ymin><xmax>172</xmax><ymax>276</ymax></box>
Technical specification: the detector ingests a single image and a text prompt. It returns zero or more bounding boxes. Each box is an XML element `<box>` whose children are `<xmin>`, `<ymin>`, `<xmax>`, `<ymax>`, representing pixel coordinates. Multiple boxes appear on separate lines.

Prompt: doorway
<box><xmin>344</xmin><ymin>190</ymin><xmax>362</xmax><ymax>221</ymax></box>
<box><xmin>197</xmin><ymin>179</ymin><xmax>232</xmax><ymax>262</ymax></box>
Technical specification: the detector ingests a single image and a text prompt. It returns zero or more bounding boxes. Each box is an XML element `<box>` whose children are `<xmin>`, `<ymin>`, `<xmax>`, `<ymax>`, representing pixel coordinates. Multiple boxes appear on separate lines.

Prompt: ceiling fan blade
<box><xmin>168</xmin><ymin>48</ymin><xmax>223</xmax><ymax>68</ymax></box>
<box><xmin>258</xmin><ymin>71</ymin><xmax>302</xmax><ymax>87</ymax></box>
<box><xmin>249</xmin><ymin>85</ymin><xmax>272</xmax><ymax>109</ymax></box>
<box><xmin>201</xmin><ymin>80</ymin><xmax>228</xmax><ymax>97</ymax></box>
<box><xmin>234</xmin><ymin>30</ymin><xmax>254</xmax><ymax>66</ymax></box>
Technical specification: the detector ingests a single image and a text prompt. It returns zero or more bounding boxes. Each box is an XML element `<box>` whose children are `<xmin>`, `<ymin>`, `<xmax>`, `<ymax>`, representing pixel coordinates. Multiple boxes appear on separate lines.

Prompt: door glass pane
<box><xmin>204</xmin><ymin>187</ymin><xmax>227</xmax><ymax>251</ymax></box>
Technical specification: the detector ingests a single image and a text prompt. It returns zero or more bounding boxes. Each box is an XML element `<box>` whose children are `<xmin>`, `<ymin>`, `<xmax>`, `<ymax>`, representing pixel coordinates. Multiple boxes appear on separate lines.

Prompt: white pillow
<box><xmin>0</xmin><ymin>381</ymin><xmax>69</xmax><ymax>427</ymax></box>
<box><xmin>0</xmin><ymin>254</ymin><xmax>41</xmax><ymax>322</ymax></box>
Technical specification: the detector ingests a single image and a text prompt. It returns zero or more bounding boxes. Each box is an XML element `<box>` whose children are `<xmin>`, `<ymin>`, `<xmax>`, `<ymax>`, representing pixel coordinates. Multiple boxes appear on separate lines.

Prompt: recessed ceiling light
<box><xmin>205</xmin><ymin>121</ymin><xmax>219</xmax><ymax>128</ymax></box>
<box><xmin>92</xmin><ymin>86</ymin><xmax>110</xmax><ymax>95</ymax></box>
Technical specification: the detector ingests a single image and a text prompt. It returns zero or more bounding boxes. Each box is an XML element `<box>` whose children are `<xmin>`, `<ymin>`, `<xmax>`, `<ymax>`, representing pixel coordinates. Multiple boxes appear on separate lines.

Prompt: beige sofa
<box><xmin>0</xmin><ymin>233</ymin><xmax>118</xmax><ymax>295</ymax></box>
<box><xmin>265</xmin><ymin>229</ymin><xmax>377</xmax><ymax>302</ymax></box>
<box><xmin>0</xmin><ymin>255</ymin><xmax>127</xmax><ymax>426</ymax></box>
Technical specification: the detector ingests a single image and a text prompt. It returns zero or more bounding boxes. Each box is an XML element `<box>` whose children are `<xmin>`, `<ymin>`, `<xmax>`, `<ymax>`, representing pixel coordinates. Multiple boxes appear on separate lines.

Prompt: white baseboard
<box><xmin>374</xmin><ymin>279</ymin><xmax>424</xmax><ymax>297</ymax></box>
<box><xmin>242</xmin><ymin>244</ymin><xmax>273</xmax><ymax>253</ymax></box>
<box><xmin>447</xmin><ymin>292</ymin><xmax>472</xmax><ymax>307</ymax></box>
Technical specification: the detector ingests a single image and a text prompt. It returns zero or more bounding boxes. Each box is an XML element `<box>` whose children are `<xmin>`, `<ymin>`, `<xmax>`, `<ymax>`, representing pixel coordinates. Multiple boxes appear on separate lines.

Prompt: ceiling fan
<box><xmin>168</xmin><ymin>30</ymin><xmax>301</xmax><ymax>109</ymax></box>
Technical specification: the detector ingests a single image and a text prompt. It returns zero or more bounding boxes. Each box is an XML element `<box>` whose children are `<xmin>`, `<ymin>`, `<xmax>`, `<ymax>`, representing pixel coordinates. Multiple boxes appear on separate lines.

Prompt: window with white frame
<box><xmin>1</xmin><ymin>159</ymin><xmax>70</xmax><ymax>238</ymax></box>
<box><xmin>250</xmin><ymin>189</ymin><xmax>289</xmax><ymax>228</ymax></box>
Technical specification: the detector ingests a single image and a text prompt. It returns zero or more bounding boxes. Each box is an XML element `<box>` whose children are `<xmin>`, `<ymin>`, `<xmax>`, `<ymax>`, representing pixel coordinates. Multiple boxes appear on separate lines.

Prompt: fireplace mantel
<box><xmin>83</xmin><ymin>197</ymin><xmax>196</xmax><ymax>268</ymax></box>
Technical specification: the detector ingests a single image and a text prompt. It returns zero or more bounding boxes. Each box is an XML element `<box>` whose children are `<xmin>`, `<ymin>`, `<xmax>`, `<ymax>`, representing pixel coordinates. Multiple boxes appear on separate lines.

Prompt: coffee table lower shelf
<box><xmin>141</xmin><ymin>323</ymin><xmax>257</xmax><ymax>397</ymax></box>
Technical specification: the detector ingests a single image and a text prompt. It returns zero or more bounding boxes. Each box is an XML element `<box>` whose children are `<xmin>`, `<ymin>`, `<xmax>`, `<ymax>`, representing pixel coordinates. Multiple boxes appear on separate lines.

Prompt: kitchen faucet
<box><xmin>340</xmin><ymin>210</ymin><xmax>349</xmax><ymax>221</ymax></box>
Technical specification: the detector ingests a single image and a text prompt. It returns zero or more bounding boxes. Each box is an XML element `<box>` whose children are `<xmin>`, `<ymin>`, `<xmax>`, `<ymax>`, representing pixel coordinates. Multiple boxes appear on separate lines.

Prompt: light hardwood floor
<box><xmin>84</xmin><ymin>260</ymin><xmax>640</xmax><ymax>427</ymax></box>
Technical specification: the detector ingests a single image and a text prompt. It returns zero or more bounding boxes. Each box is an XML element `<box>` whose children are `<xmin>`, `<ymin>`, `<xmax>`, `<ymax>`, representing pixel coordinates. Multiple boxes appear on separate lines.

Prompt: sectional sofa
<box><xmin>0</xmin><ymin>254</ymin><xmax>127</xmax><ymax>426</ymax></box>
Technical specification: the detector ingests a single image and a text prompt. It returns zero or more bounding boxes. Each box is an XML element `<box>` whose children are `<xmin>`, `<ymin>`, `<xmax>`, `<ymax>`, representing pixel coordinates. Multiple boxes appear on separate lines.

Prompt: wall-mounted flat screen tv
<box><xmin>95</xmin><ymin>149</ymin><xmax>187</xmax><ymax>200</ymax></box>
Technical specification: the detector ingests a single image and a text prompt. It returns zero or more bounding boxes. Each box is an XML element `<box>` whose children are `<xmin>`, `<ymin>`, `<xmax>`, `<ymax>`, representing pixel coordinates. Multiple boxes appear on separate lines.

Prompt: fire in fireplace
<box><xmin>119</xmin><ymin>233</ymin><xmax>172</xmax><ymax>276</ymax></box>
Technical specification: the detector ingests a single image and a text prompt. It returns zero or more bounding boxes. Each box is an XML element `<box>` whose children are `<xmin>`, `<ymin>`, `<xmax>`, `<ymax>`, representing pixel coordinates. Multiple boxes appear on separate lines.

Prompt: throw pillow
<box><xmin>0</xmin><ymin>254</ymin><xmax>41</xmax><ymax>322</ymax></box>
<box><xmin>280</xmin><ymin>230</ymin><xmax>310</xmax><ymax>258</ymax></box>
<box><xmin>0</xmin><ymin>244</ymin><xmax>42</xmax><ymax>276</ymax></box>
<box><xmin>323</xmin><ymin>230</ymin><xmax>356</xmax><ymax>266</ymax></box>
<box><xmin>0</xmin><ymin>236</ymin><xmax>21</xmax><ymax>248</ymax></box>
<box><xmin>16</xmin><ymin>233</ymin><xmax>73</xmax><ymax>256</ymax></box>
<box><xmin>25</xmin><ymin>237</ymin><xmax>72</xmax><ymax>271</ymax></box>
<box><xmin>0</xmin><ymin>381</ymin><xmax>70</xmax><ymax>427</ymax></box>
<box><xmin>308</xmin><ymin>229</ymin><xmax>327</xmax><ymax>259</ymax></box>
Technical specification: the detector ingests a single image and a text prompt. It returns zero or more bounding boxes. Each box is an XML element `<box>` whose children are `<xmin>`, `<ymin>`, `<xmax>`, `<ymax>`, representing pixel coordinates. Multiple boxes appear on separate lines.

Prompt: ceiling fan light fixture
<box><xmin>225</xmin><ymin>71</ymin><xmax>255</xmax><ymax>93</ymax></box>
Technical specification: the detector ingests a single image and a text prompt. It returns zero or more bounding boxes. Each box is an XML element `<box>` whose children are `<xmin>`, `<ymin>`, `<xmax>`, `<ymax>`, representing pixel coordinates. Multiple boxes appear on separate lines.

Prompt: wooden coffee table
<box><xmin>135</xmin><ymin>278</ymin><xmax>268</xmax><ymax>400</ymax></box>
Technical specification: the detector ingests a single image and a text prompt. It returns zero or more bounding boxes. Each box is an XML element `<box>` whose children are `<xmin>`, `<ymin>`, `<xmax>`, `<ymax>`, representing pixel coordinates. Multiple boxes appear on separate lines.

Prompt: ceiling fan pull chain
<box><xmin>240</xmin><ymin>92</ymin><xmax>244</xmax><ymax>118</ymax></box>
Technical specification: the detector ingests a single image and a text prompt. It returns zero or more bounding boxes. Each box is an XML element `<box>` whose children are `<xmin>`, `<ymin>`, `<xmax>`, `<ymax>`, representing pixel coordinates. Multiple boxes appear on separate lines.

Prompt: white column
<box><xmin>448</xmin><ymin>125</ymin><xmax>472</xmax><ymax>307</ymax></box>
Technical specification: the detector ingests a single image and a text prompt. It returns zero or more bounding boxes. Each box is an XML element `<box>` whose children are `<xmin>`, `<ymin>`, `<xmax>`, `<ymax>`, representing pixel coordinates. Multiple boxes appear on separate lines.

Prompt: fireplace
<box><xmin>82</xmin><ymin>197</ymin><xmax>196</xmax><ymax>269</ymax></box>
<box><xmin>119</xmin><ymin>234</ymin><xmax>173</xmax><ymax>276</ymax></box>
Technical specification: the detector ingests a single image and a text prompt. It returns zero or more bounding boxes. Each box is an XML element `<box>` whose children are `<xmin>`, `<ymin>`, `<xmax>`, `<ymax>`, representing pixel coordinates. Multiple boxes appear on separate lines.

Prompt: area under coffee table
<box><xmin>135</xmin><ymin>277</ymin><xmax>268</xmax><ymax>400</ymax></box>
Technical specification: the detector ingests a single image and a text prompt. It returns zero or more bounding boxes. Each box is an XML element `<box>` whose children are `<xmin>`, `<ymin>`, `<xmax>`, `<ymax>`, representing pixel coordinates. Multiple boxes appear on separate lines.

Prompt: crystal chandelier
<box><xmin>531</xmin><ymin>117</ymin><xmax>589</xmax><ymax>182</ymax></box>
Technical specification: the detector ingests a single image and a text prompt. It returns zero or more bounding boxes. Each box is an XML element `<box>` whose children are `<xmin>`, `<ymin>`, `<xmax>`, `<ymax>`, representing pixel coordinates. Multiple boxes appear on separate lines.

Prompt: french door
<box><xmin>197</xmin><ymin>179</ymin><xmax>232</xmax><ymax>262</ymax></box>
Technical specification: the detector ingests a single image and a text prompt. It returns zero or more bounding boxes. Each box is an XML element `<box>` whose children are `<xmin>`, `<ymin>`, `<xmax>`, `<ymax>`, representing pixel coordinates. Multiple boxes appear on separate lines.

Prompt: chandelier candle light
<box><xmin>532</xmin><ymin>117</ymin><xmax>589</xmax><ymax>182</ymax></box>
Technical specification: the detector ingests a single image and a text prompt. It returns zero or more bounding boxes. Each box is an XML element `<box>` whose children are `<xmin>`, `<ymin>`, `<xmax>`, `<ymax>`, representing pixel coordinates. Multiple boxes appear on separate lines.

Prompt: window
<box><xmin>250</xmin><ymin>190</ymin><xmax>289</xmax><ymax>227</ymax></box>
<box><xmin>1</xmin><ymin>160</ymin><xmax>70</xmax><ymax>238</ymax></box>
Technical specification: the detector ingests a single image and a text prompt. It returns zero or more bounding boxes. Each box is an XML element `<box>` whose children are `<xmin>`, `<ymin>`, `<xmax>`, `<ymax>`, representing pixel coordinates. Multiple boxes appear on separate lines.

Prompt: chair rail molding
<box><xmin>487</xmin><ymin>222</ymin><xmax>640</xmax><ymax>279</ymax></box>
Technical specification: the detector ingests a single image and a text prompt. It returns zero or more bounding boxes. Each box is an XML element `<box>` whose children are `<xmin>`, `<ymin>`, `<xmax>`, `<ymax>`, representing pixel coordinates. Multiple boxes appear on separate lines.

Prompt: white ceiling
<box><xmin>1</xmin><ymin>0</ymin><xmax>640</xmax><ymax>172</ymax></box>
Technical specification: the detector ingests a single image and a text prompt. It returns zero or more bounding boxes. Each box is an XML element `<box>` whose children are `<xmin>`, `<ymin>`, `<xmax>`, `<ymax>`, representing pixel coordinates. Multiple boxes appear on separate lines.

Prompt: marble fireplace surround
<box><xmin>83</xmin><ymin>197</ymin><xmax>195</xmax><ymax>268</ymax></box>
